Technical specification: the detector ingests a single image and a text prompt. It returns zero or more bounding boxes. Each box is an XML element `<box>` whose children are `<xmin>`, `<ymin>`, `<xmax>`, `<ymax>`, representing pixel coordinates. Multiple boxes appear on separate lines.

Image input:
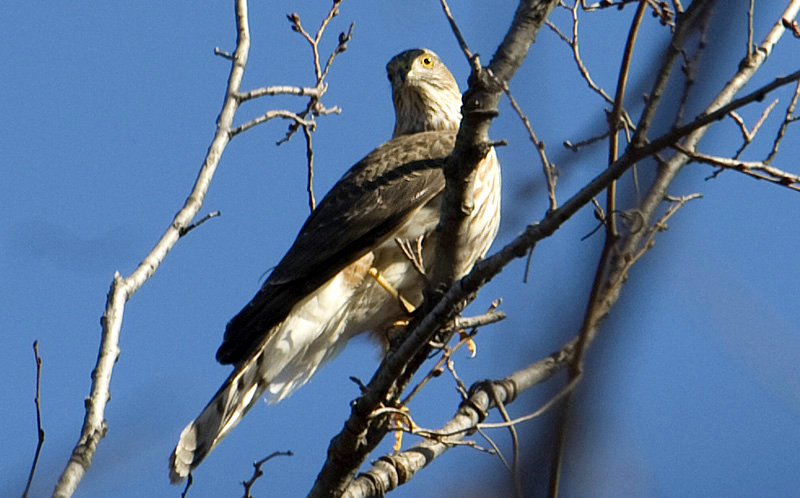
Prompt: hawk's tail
<box><xmin>169</xmin><ymin>274</ymin><xmax>360</xmax><ymax>482</ymax></box>
<box><xmin>169</xmin><ymin>357</ymin><xmax>268</xmax><ymax>484</ymax></box>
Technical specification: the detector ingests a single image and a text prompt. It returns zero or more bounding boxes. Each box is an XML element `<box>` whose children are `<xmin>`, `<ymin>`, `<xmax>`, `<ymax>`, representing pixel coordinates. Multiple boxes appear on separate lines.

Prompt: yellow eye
<box><xmin>419</xmin><ymin>55</ymin><xmax>434</xmax><ymax>68</ymax></box>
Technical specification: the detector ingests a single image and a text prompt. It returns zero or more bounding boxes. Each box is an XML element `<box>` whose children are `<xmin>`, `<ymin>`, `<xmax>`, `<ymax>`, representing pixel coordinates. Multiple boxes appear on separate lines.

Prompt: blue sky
<box><xmin>2</xmin><ymin>1</ymin><xmax>800</xmax><ymax>497</ymax></box>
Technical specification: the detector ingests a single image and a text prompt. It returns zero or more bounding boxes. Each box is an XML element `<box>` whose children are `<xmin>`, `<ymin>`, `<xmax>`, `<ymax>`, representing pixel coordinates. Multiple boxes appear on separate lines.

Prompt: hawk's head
<box><xmin>387</xmin><ymin>48</ymin><xmax>462</xmax><ymax>137</ymax></box>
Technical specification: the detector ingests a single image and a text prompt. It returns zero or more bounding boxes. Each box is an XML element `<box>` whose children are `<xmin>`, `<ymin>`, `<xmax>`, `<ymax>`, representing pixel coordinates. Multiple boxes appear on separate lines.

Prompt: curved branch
<box><xmin>52</xmin><ymin>1</ymin><xmax>251</xmax><ymax>496</ymax></box>
<box><xmin>342</xmin><ymin>338</ymin><xmax>577</xmax><ymax>498</ymax></box>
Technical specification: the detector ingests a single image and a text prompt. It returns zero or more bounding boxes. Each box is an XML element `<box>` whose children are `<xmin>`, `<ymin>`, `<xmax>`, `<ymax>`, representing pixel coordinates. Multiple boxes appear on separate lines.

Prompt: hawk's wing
<box><xmin>216</xmin><ymin>130</ymin><xmax>457</xmax><ymax>365</ymax></box>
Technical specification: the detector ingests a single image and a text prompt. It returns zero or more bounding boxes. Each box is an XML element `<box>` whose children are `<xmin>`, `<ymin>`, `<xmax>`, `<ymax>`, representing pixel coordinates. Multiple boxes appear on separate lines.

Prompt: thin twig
<box><xmin>478</xmin><ymin>377</ymin><xmax>580</xmax><ymax>432</ymax></box>
<box><xmin>766</xmin><ymin>79</ymin><xmax>800</xmax><ymax>164</ymax></box>
<box><xmin>563</xmin><ymin>130</ymin><xmax>610</xmax><ymax>151</ymax></box>
<box><xmin>295</xmin><ymin>0</ymin><xmax>342</xmax><ymax>81</ymax></box>
<box><xmin>280</xmin><ymin>7</ymin><xmax>353</xmax><ymax>144</ymax></box>
<box><xmin>681</xmin><ymin>145</ymin><xmax>800</xmax><ymax>191</ymax></box>
<box><xmin>236</xmin><ymin>85</ymin><xmax>323</xmax><ymax>101</ymax></box>
<box><xmin>522</xmin><ymin>247</ymin><xmax>535</xmax><ymax>283</ymax></box>
<box><xmin>476</xmin><ymin>427</ymin><xmax>511</xmax><ymax>469</ymax></box>
<box><xmin>544</xmin><ymin>19</ymin><xmax>570</xmax><ymax>45</ymax></box>
<box><xmin>496</xmin><ymin>73</ymin><xmax>558</xmax><ymax>211</ymax></box>
<box><xmin>179</xmin><ymin>211</ymin><xmax>221</xmax><ymax>237</ymax></box>
<box><xmin>231</xmin><ymin>109</ymin><xmax>315</xmax><ymax>137</ymax></box>
<box><xmin>605</xmin><ymin>192</ymin><xmax>703</xmax><ymax>291</ymax></box>
<box><xmin>400</xmin><ymin>309</ymin><xmax>505</xmax><ymax>406</ymax></box>
<box><xmin>675</xmin><ymin>9</ymin><xmax>710</xmax><ymax>125</ymax></box>
<box><xmin>607</xmin><ymin>0</ymin><xmax>648</xmax><ymax>239</ymax></box>
<box><xmin>321</xmin><ymin>27</ymin><xmax>354</xmax><ymax>82</ymax></box>
<box><xmin>214</xmin><ymin>47</ymin><xmax>234</xmax><ymax>60</ymax></box>
<box><xmin>287</xmin><ymin>13</ymin><xmax>320</xmax><ymax>78</ymax></box>
<box><xmin>452</xmin><ymin>309</ymin><xmax>506</xmax><ymax>331</ymax></box>
<box><xmin>241</xmin><ymin>451</ymin><xmax>294</xmax><ymax>498</ymax></box>
<box><xmin>728</xmin><ymin>99</ymin><xmax>779</xmax><ymax>158</ymax></box>
<box><xmin>439</xmin><ymin>0</ymin><xmax>477</xmax><ymax>70</ymax></box>
<box><xmin>569</xmin><ymin>1</ymin><xmax>614</xmax><ymax>105</ymax></box>
<box><xmin>747</xmin><ymin>0</ymin><xmax>755</xmax><ymax>58</ymax></box>
<box><xmin>445</xmin><ymin>358</ymin><xmax>470</xmax><ymax>400</ymax></box>
<box><xmin>550</xmin><ymin>0</ymin><xmax>641</xmax><ymax>133</ymax></box>
<box><xmin>489</xmin><ymin>388</ymin><xmax>522</xmax><ymax>498</ymax></box>
<box><xmin>23</xmin><ymin>341</ymin><xmax>45</xmax><ymax>498</ymax></box>
<box><xmin>302</xmin><ymin>125</ymin><xmax>316</xmax><ymax>212</ymax></box>
<box><xmin>398</xmin><ymin>363</ymin><xmax>580</xmax><ymax>441</ymax></box>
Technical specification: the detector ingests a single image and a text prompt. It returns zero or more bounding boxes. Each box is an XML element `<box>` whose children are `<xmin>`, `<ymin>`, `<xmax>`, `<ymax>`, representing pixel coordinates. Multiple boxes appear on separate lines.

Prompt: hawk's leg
<box><xmin>367</xmin><ymin>267</ymin><xmax>416</xmax><ymax>314</ymax></box>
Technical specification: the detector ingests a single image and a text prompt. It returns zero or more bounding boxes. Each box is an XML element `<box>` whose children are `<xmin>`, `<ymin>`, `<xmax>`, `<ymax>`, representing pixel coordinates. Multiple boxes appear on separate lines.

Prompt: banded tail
<box><xmin>169</xmin><ymin>352</ymin><xmax>269</xmax><ymax>483</ymax></box>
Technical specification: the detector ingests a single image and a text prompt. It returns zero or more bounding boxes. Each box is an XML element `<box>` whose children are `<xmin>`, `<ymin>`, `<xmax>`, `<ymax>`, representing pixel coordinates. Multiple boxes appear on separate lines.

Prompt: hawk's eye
<box><xmin>420</xmin><ymin>55</ymin><xmax>434</xmax><ymax>68</ymax></box>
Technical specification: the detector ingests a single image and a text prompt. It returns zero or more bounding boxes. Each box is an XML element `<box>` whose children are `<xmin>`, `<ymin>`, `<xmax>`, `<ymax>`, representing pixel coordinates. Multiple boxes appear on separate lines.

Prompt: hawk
<box><xmin>169</xmin><ymin>48</ymin><xmax>501</xmax><ymax>483</ymax></box>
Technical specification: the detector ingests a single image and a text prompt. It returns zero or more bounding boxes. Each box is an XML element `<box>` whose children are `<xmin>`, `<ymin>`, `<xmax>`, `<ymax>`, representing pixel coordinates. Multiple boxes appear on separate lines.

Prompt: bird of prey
<box><xmin>169</xmin><ymin>48</ymin><xmax>502</xmax><ymax>483</ymax></box>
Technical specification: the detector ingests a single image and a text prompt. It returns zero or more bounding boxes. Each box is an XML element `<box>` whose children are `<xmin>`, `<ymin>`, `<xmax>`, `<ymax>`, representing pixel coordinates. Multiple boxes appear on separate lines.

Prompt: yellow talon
<box><xmin>458</xmin><ymin>330</ymin><xmax>477</xmax><ymax>358</ymax></box>
<box><xmin>391</xmin><ymin>406</ymin><xmax>414</xmax><ymax>452</ymax></box>
<box><xmin>393</xmin><ymin>428</ymin><xmax>404</xmax><ymax>453</ymax></box>
<box><xmin>369</xmin><ymin>267</ymin><xmax>416</xmax><ymax>314</ymax></box>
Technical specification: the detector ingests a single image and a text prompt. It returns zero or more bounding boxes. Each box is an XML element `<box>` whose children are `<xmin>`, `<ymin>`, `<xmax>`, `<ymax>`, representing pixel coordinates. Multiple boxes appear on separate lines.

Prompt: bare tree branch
<box><xmin>279</xmin><ymin>8</ymin><xmax>353</xmax><ymax>144</ymax></box>
<box><xmin>241</xmin><ymin>451</ymin><xmax>294</xmax><ymax>498</ymax></box>
<box><xmin>311</xmin><ymin>3</ymin><xmax>800</xmax><ymax>496</ymax></box>
<box><xmin>302</xmin><ymin>124</ymin><xmax>317</xmax><ymax>211</ymax></box>
<box><xmin>310</xmin><ymin>16</ymin><xmax>800</xmax><ymax>493</ymax></box>
<box><xmin>236</xmin><ymin>85</ymin><xmax>324</xmax><ymax>101</ymax></box>
<box><xmin>566</xmin><ymin>2</ymin><xmax>615</xmax><ymax>105</ymax></box>
<box><xmin>52</xmin><ymin>1</ymin><xmax>353</xmax><ymax>495</ymax></box>
<box><xmin>687</xmin><ymin>146</ymin><xmax>800</xmax><ymax>191</ymax></box>
<box><xmin>766</xmin><ymin>79</ymin><xmax>800</xmax><ymax>164</ymax></box>
<box><xmin>341</xmin><ymin>338</ymin><xmax>577</xmax><ymax>498</ymax></box>
<box><xmin>23</xmin><ymin>341</ymin><xmax>45</xmax><ymax>498</ymax></box>
<box><xmin>179</xmin><ymin>211</ymin><xmax>222</xmax><ymax>237</ymax></box>
<box><xmin>499</xmin><ymin>79</ymin><xmax>558</xmax><ymax>211</ymax></box>
<box><xmin>52</xmin><ymin>2</ymin><xmax>253</xmax><ymax>495</ymax></box>
<box><xmin>606</xmin><ymin>0</ymin><xmax>648</xmax><ymax>238</ymax></box>
<box><xmin>400</xmin><ymin>308</ymin><xmax>505</xmax><ymax>406</ymax></box>
<box><xmin>231</xmin><ymin>109</ymin><xmax>316</xmax><ymax>137</ymax></box>
<box><xmin>549</xmin><ymin>1</ymin><xmax>800</xmax><ymax>495</ymax></box>
<box><xmin>728</xmin><ymin>99</ymin><xmax>779</xmax><ymax>158</ymax></box>
<box><xmin>489</xmin><ymin>388</ymin><xmax>522</xmax><ymax>498</ymax></box>
<box><xmin>439</xmin><ymin>0</ymin><xmax>476</xmax><ymax>64</ymax></box>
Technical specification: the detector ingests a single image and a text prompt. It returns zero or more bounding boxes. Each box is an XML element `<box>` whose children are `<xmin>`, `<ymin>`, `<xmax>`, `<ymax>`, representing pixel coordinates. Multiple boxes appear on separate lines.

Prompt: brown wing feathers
<box><xmin>215</xmin><ymin>130</ymin><xmax>457</xmax><ymax>365</ymax></box>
